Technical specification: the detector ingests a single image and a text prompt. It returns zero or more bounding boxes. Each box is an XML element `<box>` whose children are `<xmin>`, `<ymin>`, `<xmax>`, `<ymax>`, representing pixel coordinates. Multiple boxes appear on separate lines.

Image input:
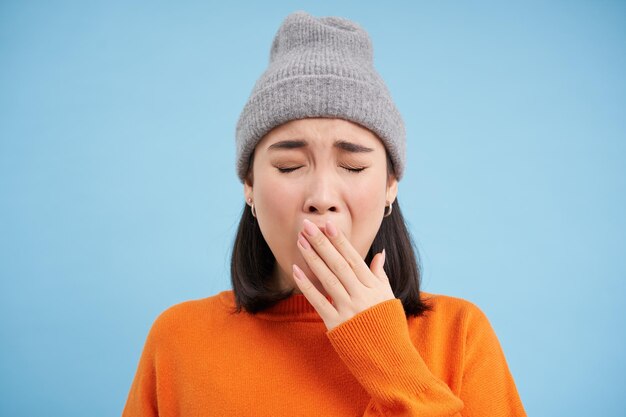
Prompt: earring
<box><xmin>247</xmin><ymin>198</ymin><xmax>256</xmax><ymax>218</ymax></box>
<box><xmin>384</xmin><ymin>201</ymin><xmax>392</xmax><ymax>217</ymax></box>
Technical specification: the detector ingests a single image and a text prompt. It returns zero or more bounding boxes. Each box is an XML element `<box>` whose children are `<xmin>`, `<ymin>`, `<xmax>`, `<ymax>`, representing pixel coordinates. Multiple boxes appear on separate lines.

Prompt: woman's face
<box><xmin>244</xmin><ymin>118</ymin><xmax>398</xmax><ymax>295</ymax></box>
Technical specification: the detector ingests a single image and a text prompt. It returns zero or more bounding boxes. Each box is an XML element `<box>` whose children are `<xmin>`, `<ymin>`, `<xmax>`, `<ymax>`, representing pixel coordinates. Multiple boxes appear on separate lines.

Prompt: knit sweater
<box><xmin>122</xmin><ymin>290</ymin><xmax>526</xmax><ymax>416</ymax></box>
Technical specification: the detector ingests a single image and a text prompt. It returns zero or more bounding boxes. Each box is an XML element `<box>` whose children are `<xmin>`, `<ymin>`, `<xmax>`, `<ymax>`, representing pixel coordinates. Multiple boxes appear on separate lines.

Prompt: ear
<box><xmin>244</xmin><ymin>176</ymin><xmax>253</xmax><ymax>204</ymax></box>
<box><xmin>385</xmin><ymin>174</ymin><xmax>398</xmax><ymax>205</ymax></box>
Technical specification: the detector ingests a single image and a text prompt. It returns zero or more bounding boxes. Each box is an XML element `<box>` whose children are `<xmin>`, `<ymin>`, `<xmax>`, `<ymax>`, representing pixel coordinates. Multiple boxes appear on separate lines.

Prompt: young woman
<box><xmin>122</xmin><ymin>11</ymin><xmax>526</xmax><ymax>416</ymax></box>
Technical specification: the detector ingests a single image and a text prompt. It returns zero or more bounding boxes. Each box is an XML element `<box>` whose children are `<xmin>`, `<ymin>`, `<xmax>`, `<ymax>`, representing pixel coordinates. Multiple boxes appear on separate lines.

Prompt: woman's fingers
<box><xmin>297</xmin><ymin>230</ymin><xmax>352</xmax><ymax>302</ymax></box>
<box><xmin>322</xmin><ymin>219</ymin><xmax>379</xmax><ymax>288</ymax></box>
<box><xmin>294</xmin><ymin>219</ymin><xmax>395</xmax><ymax>330</ymax></box>
<box><xmin>299</xmin><ymin>219</ymin><xmax>366</xmax><ymax>297</ymax></box>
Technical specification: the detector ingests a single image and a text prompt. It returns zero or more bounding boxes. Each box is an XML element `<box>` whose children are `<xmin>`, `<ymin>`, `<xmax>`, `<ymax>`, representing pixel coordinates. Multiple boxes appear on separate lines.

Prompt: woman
<box><xmin>122</xmin><ymin>11</ymin><xmax>526</xmax><ymax>416</ymax></box>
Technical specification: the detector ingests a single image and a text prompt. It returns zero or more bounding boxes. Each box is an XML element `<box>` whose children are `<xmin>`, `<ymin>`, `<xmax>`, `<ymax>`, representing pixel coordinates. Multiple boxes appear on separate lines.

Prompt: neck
<box><xmin>272</xmin><ymin>262</ymin><xmax>329</xmax><ymax>298</ymax></box>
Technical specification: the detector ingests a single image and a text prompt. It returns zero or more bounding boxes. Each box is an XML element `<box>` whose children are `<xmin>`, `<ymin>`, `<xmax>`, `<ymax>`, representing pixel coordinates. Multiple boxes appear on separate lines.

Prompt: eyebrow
<box><xmin>267</xmin><ymin>139</ymin><xmax>374</xmax><ymax>153</ymax></box>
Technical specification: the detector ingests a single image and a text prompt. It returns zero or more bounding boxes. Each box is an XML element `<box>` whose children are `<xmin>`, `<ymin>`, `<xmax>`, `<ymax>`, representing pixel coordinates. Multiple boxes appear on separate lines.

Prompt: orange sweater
<box><xmin>122</xmin><ymin>291</ymin><xmax>526</xmax><ymax>416</ymax></box>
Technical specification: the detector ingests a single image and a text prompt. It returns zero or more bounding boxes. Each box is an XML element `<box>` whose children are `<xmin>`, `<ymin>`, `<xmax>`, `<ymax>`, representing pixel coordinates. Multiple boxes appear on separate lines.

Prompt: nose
<box><xmin>303</xmin><ymin>171</ymin><xmax>340</xmax><ymax>214</ymax></box>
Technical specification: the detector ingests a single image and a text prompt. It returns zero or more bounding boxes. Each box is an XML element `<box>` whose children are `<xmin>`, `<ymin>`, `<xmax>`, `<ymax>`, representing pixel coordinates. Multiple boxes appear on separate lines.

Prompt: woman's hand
<box><xmin>293</xmin><ymin>218</ymin><xmax>396</xmax><ymax>331</ymax></box>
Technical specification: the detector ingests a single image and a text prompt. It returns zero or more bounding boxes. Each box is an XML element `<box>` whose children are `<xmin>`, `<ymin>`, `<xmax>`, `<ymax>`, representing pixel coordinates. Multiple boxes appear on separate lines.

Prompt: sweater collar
<box><xmin>218</xmin><ymin>290</ymin><xmax>330</xmax><ymax>322</ymax></box>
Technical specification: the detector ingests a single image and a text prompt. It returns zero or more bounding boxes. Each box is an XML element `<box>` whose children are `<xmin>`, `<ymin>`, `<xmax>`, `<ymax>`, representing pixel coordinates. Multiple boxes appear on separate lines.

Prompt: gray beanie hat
<box><xmin>235</xmin><ymin>11</ymin><xmax>406</xmax><ymax>182</ymax></box>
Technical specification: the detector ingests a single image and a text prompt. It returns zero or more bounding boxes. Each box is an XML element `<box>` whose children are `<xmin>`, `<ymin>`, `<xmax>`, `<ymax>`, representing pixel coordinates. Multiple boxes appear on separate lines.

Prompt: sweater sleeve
<box><xmin>326</xmin><ymin>298</ymin><xmax>464</xmax><ymax>417</ymax></box>
<box><xmin>121</xmin><ymin>319</ymin><xmax>160</xmax><ymax>417</ymax></box>
<box><xmin>457</xmin><ymin>303</ymin><xmax>527</xmax><ymax>417</ymax></box>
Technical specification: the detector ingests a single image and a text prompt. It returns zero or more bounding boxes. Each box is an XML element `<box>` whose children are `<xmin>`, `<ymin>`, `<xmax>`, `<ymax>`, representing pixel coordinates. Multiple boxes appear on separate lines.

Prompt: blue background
<box><xmin>1</xmin><ymin>1</ymin><xmax>624</xmax><ymax>416</ymax></box>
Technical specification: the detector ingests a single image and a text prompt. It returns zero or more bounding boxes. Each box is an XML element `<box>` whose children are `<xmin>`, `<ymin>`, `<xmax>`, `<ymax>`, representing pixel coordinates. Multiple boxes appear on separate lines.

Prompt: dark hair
<box><xmin>230</xmin><ymin>154</ymin><xmax>430</xmax><ymax>317</ymax></box>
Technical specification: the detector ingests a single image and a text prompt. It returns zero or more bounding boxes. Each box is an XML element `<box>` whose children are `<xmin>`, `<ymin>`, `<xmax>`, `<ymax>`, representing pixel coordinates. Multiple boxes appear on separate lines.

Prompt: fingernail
<box><xmin>325</xmin><ymin>220</ymin><xmax>338</xmax><ymax>237</ymax></box>
<box><xmin>292</xmin><ymin>264</ymin><xmax>303</xmax><ymax>281</ymax></box>
<box><xmin>298</xmin><ymin>233</ymin><xmax>311</xmax><ymax>250</ymax></box>
<box><xmin>303</xmin><ymin>219</ymin><xmax>317</xmax><ymax>236</ymax></box>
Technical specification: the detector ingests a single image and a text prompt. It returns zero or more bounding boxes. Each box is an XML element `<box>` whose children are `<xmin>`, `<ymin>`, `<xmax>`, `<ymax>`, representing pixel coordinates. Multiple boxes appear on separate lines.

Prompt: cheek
<box><xmin>347</xmin><ymin>178</ymin><xmax>388</xmax><ymax>258</ymax></box>
<box><xmin>255</xmin><ymin>175</ymin><xmax>298</xmax><ymax>230</ymax></box>
<box><xmin>254</xmin><ymin>174</ymin><xmax>301</xmax><ymax>260</ymax></box>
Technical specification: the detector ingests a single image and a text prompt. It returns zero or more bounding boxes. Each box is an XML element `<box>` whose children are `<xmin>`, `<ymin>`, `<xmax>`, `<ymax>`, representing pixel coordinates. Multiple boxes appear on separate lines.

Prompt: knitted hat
<box><xmin>235</xmin><ymin>11</ymin><xmax>406</xmax><ymax>182</ymax></box>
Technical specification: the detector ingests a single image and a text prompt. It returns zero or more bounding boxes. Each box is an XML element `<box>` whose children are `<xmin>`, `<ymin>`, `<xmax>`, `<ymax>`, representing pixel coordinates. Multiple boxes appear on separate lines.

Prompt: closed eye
<box><xmin>277</xmin><ymin>166</ymin><xmax>302</xmax><ymax>173</ymax></box>
<box><xmin>342</xmin><ymin>166</ymin><xmax>366</xmax><ymax>173</ymax></box>
<box><xmin>277</xmin><ymin>166</ymin><xmax>367</xmax><ymax>173</ymax></box>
